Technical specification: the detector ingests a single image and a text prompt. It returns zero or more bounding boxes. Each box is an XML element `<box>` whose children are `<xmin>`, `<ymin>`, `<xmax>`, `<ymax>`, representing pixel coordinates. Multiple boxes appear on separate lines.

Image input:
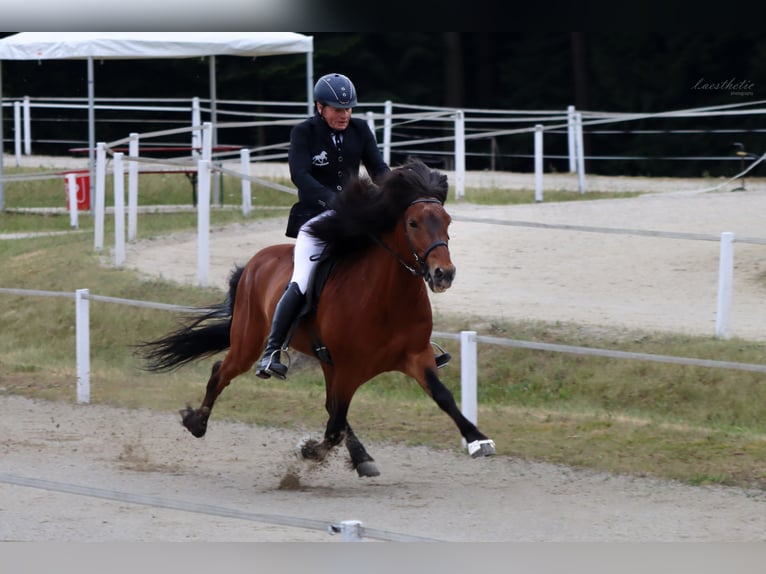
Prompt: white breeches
<box><xmin>290</xmin><ymin>210</ymin><xmax>333</xmax><ymax>294</ymax></box>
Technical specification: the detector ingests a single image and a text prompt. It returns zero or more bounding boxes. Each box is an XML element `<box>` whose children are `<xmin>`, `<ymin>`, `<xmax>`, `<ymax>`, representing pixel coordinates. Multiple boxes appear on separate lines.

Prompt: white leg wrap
<box><xmin>467</xmin><ymin>439</ymin><xmax>496</xmax><ymax>458</ymax></box>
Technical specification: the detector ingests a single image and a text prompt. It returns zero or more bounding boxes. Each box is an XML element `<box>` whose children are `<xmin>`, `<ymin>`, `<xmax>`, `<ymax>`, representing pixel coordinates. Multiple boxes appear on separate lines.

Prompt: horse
<box><xmin>138</xmin><ymin>159</ymin><xmax>496</xmax><ymax>477</ymax></box>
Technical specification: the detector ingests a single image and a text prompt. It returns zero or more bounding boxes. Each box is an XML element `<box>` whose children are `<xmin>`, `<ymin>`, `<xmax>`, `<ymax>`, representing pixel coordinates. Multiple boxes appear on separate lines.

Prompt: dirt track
<box><xmin>3</xmin><ymin>159</ymin><xmax>766</xmax><ymax>542</ymax></box>
<box><xmin>2</xmin><ymin>394</ymin><xmax>766</xmax><ymax>542</ymax></box>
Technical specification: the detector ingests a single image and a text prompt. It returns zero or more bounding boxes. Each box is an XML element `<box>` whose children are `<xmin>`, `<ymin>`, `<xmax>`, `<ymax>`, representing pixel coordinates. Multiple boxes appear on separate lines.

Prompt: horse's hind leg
<box><xmin>345</xmin><ymin>424</ymin><xmax>379</xmax><ymax>477</ymax></box>
<box><xmin>179</xmin><ymin>359</ymin><xmax>224</xmax><ymax>437</ymax></box>
<box><xmin>180</xmin><ymin>343</ymin><xmax>261</xmax><ymax>438</ymax></box>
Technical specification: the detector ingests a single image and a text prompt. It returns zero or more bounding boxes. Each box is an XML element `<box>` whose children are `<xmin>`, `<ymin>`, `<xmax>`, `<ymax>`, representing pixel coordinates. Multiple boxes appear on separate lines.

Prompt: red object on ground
<box><xmin>64</xmin><ymin>171</ymin><xmax>91</xmax><ymax>211</ymax></box>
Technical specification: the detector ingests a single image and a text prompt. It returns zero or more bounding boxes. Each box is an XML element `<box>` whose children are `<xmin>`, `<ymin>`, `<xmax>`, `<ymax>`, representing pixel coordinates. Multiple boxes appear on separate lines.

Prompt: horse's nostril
<box><xmin>433</xmin><ymin>267</ymin><xmax>455</xmax><ymax>284</ymax></box>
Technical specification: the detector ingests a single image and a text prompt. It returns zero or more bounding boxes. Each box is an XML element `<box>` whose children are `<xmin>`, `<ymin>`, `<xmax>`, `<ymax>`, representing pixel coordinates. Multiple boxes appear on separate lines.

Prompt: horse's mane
<box><xmin>308</xmin><ymin>159</ymin><xmax>448</xmax><ymax>258</ymax></box>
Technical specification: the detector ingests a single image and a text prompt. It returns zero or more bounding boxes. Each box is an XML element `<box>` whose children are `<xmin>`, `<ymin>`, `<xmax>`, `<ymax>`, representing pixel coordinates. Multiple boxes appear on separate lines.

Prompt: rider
<box><xmin>255</xmin><ymin>73</ymin><xmax>450</xmax><ymax>380</ymax></box>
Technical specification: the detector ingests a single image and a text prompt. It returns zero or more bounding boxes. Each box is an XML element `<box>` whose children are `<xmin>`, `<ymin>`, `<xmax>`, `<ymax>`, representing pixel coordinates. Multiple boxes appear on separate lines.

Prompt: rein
<box><xmin>371</xmin><ymin>198</ymin><xmax>447</xmax><ymax>278</ymax></box>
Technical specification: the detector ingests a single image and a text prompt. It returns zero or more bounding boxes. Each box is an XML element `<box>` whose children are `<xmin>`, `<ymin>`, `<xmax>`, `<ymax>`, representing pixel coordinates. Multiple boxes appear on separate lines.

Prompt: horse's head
<box><xmin>402</xmin><ymin>198</ymin><xmax>456</xmax><ymax>293</ymax></box>
<box><xmin>307</xmin><ymin>158</ymin><xmax>456</xmax><ymax>292</ymax></box>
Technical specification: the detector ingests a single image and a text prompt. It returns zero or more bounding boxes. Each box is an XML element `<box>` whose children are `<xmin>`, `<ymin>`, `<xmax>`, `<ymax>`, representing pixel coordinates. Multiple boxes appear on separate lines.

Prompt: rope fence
<box><xmin>0</xmin><ymin>473</ymin><xmax>439</xmax><ymax>542</ymax></box>
<box><xmin>3</xmin><ymin>96</ymin><xmax>765</xmax><ymax>184</ymax></box>
<box><xmin>2</xmin><ymin>285</ymin><xmax>765</xmax><ymax>397</ymax></box>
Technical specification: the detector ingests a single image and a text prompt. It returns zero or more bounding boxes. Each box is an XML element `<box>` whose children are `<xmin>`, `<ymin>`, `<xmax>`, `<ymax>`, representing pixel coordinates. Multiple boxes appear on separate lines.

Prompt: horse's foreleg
<box><xmin>345</xmin><ymin>424</ymin><xmax>380</xmax><ymax>477</ymax></box>
<box><xmin>298</xmin><ymin>397</ymin><xmax>350</xmax><ymax>464</ymax></box>
<box><xmin>423</xmin><ymin>369</ymin><xmax>496</xmax><ymax>457</ymax></box>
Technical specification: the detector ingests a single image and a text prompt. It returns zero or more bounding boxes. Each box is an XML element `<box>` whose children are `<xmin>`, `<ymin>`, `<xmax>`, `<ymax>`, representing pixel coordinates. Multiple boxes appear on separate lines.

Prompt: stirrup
<box><xmin>435</xmin><ymin>352</ymin><xmax>452</xmax><ymax>368</ymax></box>
<box><xmin>257</xmin><ymin>348</ymin><xmax>291</xmax><ymax>379</ymax></box>
<box><xmin>431</xmin><ymin>341</ymin><xmax>451</xmax><ymax>368</ymax></box>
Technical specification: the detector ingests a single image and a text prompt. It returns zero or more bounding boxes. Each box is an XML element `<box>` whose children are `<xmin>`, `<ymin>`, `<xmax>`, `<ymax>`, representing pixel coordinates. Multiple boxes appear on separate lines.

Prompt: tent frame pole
<box><xmin>87</xmin><ymin>57</ymin><xmax>95</xmax><ymax>205</ymax></box>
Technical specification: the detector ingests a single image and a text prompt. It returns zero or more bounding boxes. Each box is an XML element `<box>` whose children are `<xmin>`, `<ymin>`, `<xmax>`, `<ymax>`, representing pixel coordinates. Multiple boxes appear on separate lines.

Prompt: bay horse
<box><xmin>139</xmin><ymin>159</ymin><xmax>496</xmax><ymax>477</ymax></box>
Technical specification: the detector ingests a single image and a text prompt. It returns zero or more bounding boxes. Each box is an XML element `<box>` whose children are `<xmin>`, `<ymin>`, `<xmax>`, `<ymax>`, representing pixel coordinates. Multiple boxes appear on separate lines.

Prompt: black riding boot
<box><xmin>255</xmin><ymin>282</ymin><xmax>305</xmax><ymax>380</ymax></box>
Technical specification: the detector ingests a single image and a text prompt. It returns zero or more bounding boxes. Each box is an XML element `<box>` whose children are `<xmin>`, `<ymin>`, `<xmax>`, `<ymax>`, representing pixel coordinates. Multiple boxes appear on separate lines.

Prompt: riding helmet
<box><xmin>313</xmin><ymin>73</ymin><xmax>358</xmax><ymax>108</ymax></box>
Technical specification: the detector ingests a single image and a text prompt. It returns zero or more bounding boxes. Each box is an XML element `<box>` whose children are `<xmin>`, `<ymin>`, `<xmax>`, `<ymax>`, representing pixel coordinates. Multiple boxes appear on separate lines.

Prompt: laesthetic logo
<box><xmin>692</xmin><ymin>77</ymin><xmax>755</xmax><ymax>97</ymax></box>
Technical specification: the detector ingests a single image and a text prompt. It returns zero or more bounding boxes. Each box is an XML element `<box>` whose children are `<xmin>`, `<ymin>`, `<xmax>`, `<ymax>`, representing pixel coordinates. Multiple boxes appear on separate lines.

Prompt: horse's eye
<box><xmin>408</xmin><ymin>219</ymin><xmax>418</xmax><ymax>229</ymax></box>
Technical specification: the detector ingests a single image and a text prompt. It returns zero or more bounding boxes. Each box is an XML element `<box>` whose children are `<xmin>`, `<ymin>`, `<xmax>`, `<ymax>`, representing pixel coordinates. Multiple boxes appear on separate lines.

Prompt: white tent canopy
<box><xmin>0</xmin><ymin>31</ymin><xmax>314</xmax><ymax>60</ymax></box>
<box><xmin>0</xmin><ymin>31</ymin><xmax>314</xmax><ymax>208</ymax></box>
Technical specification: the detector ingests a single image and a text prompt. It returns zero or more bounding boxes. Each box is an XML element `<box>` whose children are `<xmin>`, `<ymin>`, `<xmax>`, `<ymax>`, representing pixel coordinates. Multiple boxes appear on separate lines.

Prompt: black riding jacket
<box><xmin>285</xmin><ymin>114</ymin><xmax>389</xmax><ymax>236</ymax></box>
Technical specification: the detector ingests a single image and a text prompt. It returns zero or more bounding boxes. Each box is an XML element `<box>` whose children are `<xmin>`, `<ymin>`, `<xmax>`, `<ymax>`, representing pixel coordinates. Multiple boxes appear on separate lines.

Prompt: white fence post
<box><xmin>202</xmin><ymin>122</ymin><xmax>212</xmax><ymax>162</ymax></box>
<box><xmin>66</xmin><ymin>173</ymin><xmax>79</xmax><ymax>229</ymax></box>
<box><xmin>13</xmin><ymin>101</ymin><xmax>21</xmax><ymax>166</ymax></box>
<box><xmin>534</xmin><ymin>124</ymin><xmax>544</xmax><ymax>203</ymax></box>
<box><xmin>240</xmin><ymin>148</ymin><xmax>252</xmax><ymax>216</ymax></box>
<box><xmin>460</xmin><ymin>330</ymin><xmax>478</xmax><ymax>448</ymax></box>
<box><xmin>94</xmin><ymin>142</ymin><xmax>107</xmax><ymax>252</ymax></box>
<box><xmin>454</xmin><ymin>110</ymin><xmax>465</xmax><ymax>200</ymax></box>
<box><xmin>191</xmin><ymin>97</ymin><xmax>201</xmax><ymax>156</ymax></box>
<box><xmin>197</xmin><ymin>159</ymin><xmax>211</xmax><ymax>288</ymax></box>
<box><xmin>75</xmin><ymin>288</ymin><xmax>90</xmax><ymax>404</ymax></box>
<box><xmin>328</xmin><ymin>520</ymin><xmax>364</xmax><ymax>542</ymax></box>
<box><xmin>715</xmin><ymin>231</ymin><xmax>735</xmax><ymax>339</ymax></box>
<box><xmin>113</xmin><ymin>153</ymin><xmax>126</xmax><ymax>267</ymax></box>
<box><xmin>366</xmin><ymin>111</ymin><xmax>376</xmax><ymax>141</ymax></box>
<box><xmin>128</xmin><ymin>133</ymin><xmax>139</xmax><ymax>242</ymax></box>
<box><xmin>201</xmin><ymin>122</ymin><xmax>215</xmax><ymax>205</ymax></box>
<box><xmin>22</xmin><ymin>95</ymin><xmax>31</xmax><ymax>156</ymax></box>
<box><xmin>383</xmin><ymin>100</ymin><xmax>392</xmax><ymax>166</ymax></box>
<box><xmin>567</xmin><ymin>105</ymin><xmax>576</xmax><ymax>173</ymax></box>
<box><xmin>575</xmin><ymin>112</ymin><xmax>586</xmax><ymax>194</ymax></box>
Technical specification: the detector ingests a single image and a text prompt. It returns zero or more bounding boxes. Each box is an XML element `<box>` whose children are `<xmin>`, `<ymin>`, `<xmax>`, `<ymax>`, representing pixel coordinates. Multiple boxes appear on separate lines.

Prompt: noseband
<box><xmin>373</xmin><ymin>198</ymin><xmax>448</xmax><ymax>278</ymax></box>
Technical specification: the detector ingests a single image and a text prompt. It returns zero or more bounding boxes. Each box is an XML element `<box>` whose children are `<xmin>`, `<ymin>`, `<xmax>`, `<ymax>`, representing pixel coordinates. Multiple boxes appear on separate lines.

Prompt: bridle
<box><xmin>372</xmin><ymin>198</ymin><xmax>449</xmax><ymax>279</ymax></box>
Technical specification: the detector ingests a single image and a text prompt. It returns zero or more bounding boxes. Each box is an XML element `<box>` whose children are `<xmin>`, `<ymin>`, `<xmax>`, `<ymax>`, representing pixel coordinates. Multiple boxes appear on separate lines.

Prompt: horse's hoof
<box><xmin>295</xmin><ymin>435</ymin><xmax>317</xmax><ymax>460</ymax></box>
<box><xmin>467</xmin><ymin>439</ymin><xmax>496</xmax><ymax>458</ymax></box>
<box><xmin>179</xmin><ymin>407</ymin><xmax>207</xmax><ymax>438</ymax></box>
<box><xmin>356</xmin><ymin>461</ymin><xmax>380</xmax><ymax>478</ymax></box>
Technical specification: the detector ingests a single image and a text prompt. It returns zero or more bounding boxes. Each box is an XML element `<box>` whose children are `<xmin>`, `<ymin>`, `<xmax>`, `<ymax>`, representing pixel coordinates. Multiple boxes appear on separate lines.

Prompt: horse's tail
<box><xmin>137</xmin><ymin>266</ymin><xmax>245</xmax><ymax>372</ymax></box>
